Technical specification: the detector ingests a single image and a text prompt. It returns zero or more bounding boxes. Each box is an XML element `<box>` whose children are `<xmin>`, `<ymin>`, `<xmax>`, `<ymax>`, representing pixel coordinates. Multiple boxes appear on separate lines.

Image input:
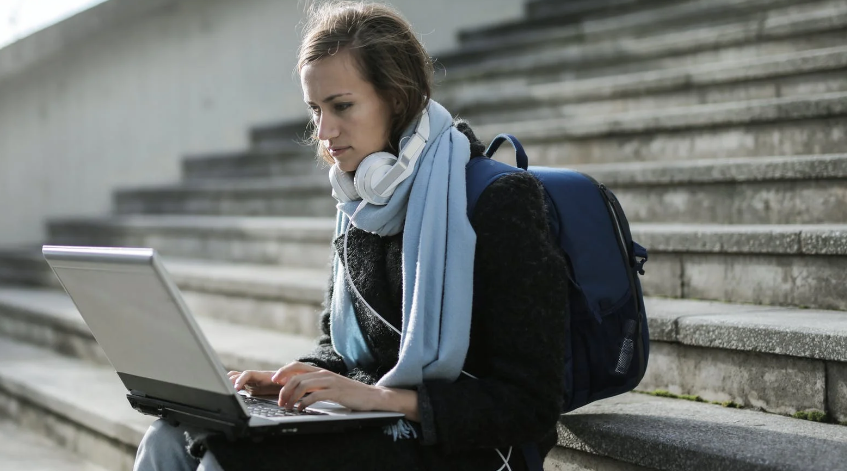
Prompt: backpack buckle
<box><xmin>635</xmin><ymin>256</ymin><xmax>647</xmax><ymax>276</ymax></box>
<box><xmin>632</xmin><ymin>242</ymin><xmax>648</xmax><ymax>276</ymax></box>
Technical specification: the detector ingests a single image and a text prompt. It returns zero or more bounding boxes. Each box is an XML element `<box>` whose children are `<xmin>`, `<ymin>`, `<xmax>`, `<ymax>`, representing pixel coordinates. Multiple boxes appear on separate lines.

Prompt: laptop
<box><xmin>42</xmin><ymin>245</ymin><xmax>404</xmax><ymax>439</ymax></box>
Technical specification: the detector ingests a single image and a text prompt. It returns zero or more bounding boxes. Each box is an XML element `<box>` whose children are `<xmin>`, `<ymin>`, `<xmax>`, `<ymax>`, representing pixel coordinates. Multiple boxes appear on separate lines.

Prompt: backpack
<box><xmin>465</xmin><ymin>134</ymin><xmax>650</xmax><ymax>414</ymax></box>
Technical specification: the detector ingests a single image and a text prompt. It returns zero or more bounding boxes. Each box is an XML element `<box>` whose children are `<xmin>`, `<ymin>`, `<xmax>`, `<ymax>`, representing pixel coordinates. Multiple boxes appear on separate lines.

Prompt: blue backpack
<box><xmin>465</xmin><ymin>134</ymin><xmax>650</xmax><ymax>414</ymax></box>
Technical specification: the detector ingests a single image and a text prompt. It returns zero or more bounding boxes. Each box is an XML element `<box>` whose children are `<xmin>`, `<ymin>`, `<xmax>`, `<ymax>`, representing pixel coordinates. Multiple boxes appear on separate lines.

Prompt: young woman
<box><xmin>133</xmin><ymin>2</ymin><xmax>569</xmax><ymax>470</ymax></box>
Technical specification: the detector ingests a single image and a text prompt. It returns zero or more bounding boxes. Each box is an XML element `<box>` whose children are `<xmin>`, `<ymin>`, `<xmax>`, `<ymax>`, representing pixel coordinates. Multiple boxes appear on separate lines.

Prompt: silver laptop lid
<box><xmin>42</xmin><ymin>246</ymin><xmax>236</xmax><ymax>398</ymax></box>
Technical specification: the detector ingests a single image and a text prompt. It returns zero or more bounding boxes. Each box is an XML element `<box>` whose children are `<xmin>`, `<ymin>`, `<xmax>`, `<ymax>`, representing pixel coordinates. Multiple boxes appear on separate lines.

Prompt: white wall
<box><xmin>0</xmin><ymin>0</ymin><xmax>523</xmax><ymax>245</ymax></box>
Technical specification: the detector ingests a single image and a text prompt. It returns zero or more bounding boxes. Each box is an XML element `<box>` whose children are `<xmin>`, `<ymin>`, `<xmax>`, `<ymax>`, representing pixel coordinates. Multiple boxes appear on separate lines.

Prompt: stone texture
<box><xmin>544</xmin><ymin>445</ymin><xmax>657</xmax><ymax>471</ymax></box>
<box><xmin>676</xmin><ymin>309</ymin><xmax>847</xmax><ymax>361</ymax></box>
<box><xmin>476</xmin><ymin>91</ymin><xmax>847</xmax><ymax>142</ymax></box>
<box><xmin>643</xmin><ymin>297</ymin><xmax>777</xmax><ymax>342</ymax></box>
<box><xmin>448</xmin><ymin>1</ymin><xmax>847</xmax><ymax>81</ymax></box>
<box><xmin>182</xmin><ymin>149</ymin><xmax>322</xmax><ymax>181</ymax></box>
<box><xmin>680</xmin><ymin>253</ymin><xmax>847</xmax><ymax>311</ymax></box>
<box><xmin>517</xmin><ymin>117</ymin><xmax>847</xmax><ymax>165</ymax></box>
<box><xmin>0</xmin><ymin>339</ymin><xmax>152</xmax><ymax>470</ymax></box>
<box><xmin>614</xmin><ymin>179</ymin><xmax>847</xmax><ymax>224</ymax></box>
<box><xmin>0</xmin><ymin>419</ymin><xmax>109</xmax><ymax>471</ymax></box>
<box><xmin>47</xmin><ymin>216</ymin><xmax>335</xmax><ymax>269</ymax></box>
<box><xmin>580</xmin><ymin>154</ymin><xmax>847</xmax><ymax>186</ymax></box>
<box><xmin>827</xmin><ymin>362</ymin><xmax>847</xmax><ymax>422</ymax></box>
<box><xmin>637</xmin><ymin>254</ymin><xmax>682</xmax><ymax>299</ymax></box>
<box><xmin>181</xmin><ymin>291</ymin><xmax>322</xmax><ymax>338</ymax></box>
<box><xmin>451</xmin><ymin>65</ymin><xmax>847</xmax><ymax>124</ymax></box>
<box><xmin>558</xmin><ymin>393</ymin><xmax>847</xmax><ymax>471</ymax></box>
<box><xmin>638</xmin><ymin>342</ymin><xmax>826</xmax><ymax>414</ymax></box>
<box><xmin>0</xmin><ymin>286</ymin><xmax>319</xmax><ymax>369</ymax></box>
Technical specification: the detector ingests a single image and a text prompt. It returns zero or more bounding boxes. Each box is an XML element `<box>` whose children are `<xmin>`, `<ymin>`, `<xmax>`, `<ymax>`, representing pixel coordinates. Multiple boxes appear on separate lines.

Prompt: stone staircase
<box><xmin>1</xmin><ymin>0</ymin><xmax>847</xmax><ymax>469</ymax></box>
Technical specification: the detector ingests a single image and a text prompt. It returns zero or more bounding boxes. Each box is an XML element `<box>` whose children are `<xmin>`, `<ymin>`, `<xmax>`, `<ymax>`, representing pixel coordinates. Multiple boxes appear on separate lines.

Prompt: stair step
<box><xmin>442</xmin><ymin>45</ymin><xmax>847</xmax><ymax>123</ymax></box>
<box><xmin>634</xmin><ymin>223</ymin><xmax>847</xmax><ymax>310</ymax></box>
<box><xmin>2</xmin><ymin>280</ymin><xmax>844</xmax><ymax>421</ymax></box>
<box><xmin>0</xmin><ymin>286</ymin><xmax>317</xmax><ymax>371</ymax></box>
<box><xmin>0</xmin><ymin>419</ymin><xmax>108</xmax><ymax>471</ymax></box>
<box><xmin>47</xmin><ymin>215</ymin><xmax>334</xmax><ymax>268</ymax></box>
<box><xmin>473</xmin><ymin>92</ymin><xmax>847</xmax><ymax>165</ymax></box>
<box><xmin>0</xmin><ymin>249</ymin><xmax>326</xmax><ymax>336</ymax></box>
<box><xmin>590</xmin><ymin>154</ymin><xmax>847</xmax><ymax>224</ymax></box>
<box><xmin>113</xmin><ymin>175</ymin><xmax>335</xmax><ymax>217</ymax></box>
<box><xmin>181</xmin><ymin>148</ymin><xmax>322</xmax><ymax>182</ymax></box>
<box><xmin>458</xmin><ymin>0</ymin><xmax>664</xmax><ymax>48</ymax></box>
<box><xmin>1</xmin><ymin>334</ymin><xmax>844</xmax><ymax>471</ymax></box>
<box><xmin>106</xmin><ymin>154</ymin><xmax>847</xmax><ymax>224</ymax></box>
<box><xmin>555</xmin><ymin>392</ymin><xmax>847</xmax><ymax>470</ymax></box>
<box><xmin>445</xmin><ymin>0</ymin><xmax>847</xmax><ymax>82</ymax></box>
<box><xmin>451</xmin><ymin>0</ymin><xmax>814</xmax><ymax>66</ymax></box>
<box><xmin>248</xmin><ymin>120</ymin><xmax>311</xmax><ymax>153</ymax></box>
<box><xmin>4</xmin><ymin>222</ymin><xmax>847</xmax><ymax>310</ymax></box>
<box><xmin>644</xmin><ymin>297</ymin><xmax>847</xmax><ymax>419</ymax></box>
<box><xmin>0</xmin><ymin>337</ymin><xmax>153</xmax><ymax>471</ymax></box>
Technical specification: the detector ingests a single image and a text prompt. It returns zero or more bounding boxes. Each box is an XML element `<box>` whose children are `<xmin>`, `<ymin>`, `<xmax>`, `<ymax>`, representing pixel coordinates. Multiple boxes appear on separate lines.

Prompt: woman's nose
<box><xmin>316</xmin><ymin>114</ymin><xmax>339</xmax><ymax>141</ymax></box>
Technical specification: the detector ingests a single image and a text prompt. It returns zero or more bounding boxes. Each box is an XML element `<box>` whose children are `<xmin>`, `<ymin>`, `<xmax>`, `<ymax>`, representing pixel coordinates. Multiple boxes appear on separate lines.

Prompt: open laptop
<box><xmin>42</xmin><ymin>245</ymin><xmax>404</xmax><ymax>439</ymax></box>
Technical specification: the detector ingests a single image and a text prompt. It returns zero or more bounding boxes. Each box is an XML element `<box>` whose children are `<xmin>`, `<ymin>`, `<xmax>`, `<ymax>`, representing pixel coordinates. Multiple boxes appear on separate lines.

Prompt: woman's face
<box><xmin>301</xmin><ymin>50</ymin><xmax>395</xmax><ymax>173</ymax></box>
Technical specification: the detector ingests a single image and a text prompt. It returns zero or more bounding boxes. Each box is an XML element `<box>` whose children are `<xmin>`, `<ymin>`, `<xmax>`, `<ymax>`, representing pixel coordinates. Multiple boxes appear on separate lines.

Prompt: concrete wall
<box><xmin>0</xmin><ymin>0</ymin><xmax>523</xmax><ymax>245</ymax></box>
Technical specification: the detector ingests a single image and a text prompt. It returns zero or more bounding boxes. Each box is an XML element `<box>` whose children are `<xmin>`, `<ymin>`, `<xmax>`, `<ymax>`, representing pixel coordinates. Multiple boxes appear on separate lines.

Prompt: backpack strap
<box><xmin>465</xmin><ymin>156</ymin><xmax>524</xmax><ymax>218</ymax></box>
<box><xmin>485</xmin><ymin>134</ymin><xmax>529</xmax><ymax>170</ymax></box>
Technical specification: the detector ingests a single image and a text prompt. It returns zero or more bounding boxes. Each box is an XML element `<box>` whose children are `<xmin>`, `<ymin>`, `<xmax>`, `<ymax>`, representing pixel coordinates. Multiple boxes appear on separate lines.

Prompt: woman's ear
<box><xmin>391</xmin><ymin>95</ymin><xmax>403</xmax><ymax>115</ymax></box>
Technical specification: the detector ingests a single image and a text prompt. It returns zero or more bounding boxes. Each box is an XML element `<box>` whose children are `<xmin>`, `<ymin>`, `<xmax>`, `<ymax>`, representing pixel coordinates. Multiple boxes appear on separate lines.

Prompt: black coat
<box><xmin>202</xmin><ymin>123</ymin><xmax>571</xmax><ymax>471</ymax></box>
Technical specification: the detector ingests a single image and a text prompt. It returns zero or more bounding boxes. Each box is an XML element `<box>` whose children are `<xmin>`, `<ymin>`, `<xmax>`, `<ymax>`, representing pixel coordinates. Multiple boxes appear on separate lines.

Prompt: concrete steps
<box><xmin>3</xmin><ymin>281</ymin><xmax>846</xmax><ymax>422</ymax></box>
<box><xmin>473</xmin><ymin>92</ymin><xmax>847</xmax><ymax>165</ymax></box>
<box><xmin>46</xmin><ymin>215</ymin><xmax>335</xmax><ymax>268</ymax></box>
<box><xmin>8</xmin><ymin>221</ymin><xmax>847</xmax><ymax>311</ymax></box>
<box><xmin>3</xmin><ymin>0</ymin><xmax>846</xmax><ymax>468</ymax></box>
<box><xmin>91</xmin><ymin>154</ymin><xmax>847</xmax><ymax>225</ymax></box>
<box><xmin>0</xmin><ymin>286</ymin><xmax>316</xmax><ymax>372</ymax></box>
<box><xmin>0</xmin><ymin>419</ymin><xmax>108</xmax><ymax>471</ymax></box>
<box><xmin>443</xmin><ymin>46</ymin><xmax>847</xmax><ymax>124</ymax></box>
<box><xmin>0</xmin><ymin>249</ymin><xmax>326</xmax><ymax>336</ymax></box>
<box><xmin>555</xmin><ymin>393</ymin><xmax>847</xmax><ymax>470</ymax></box>
<box><xmin>1</xmin><ymin>334</ymin><xmax>846</xmax><ymax>471</ymax></box>
<box><xmin>456</xmin><ymin>0</ymin><xmax>811</xmax><ymax>55</ymax></box>
<box><xmin>113</xmin><ymin>174</ymin><xmax>335</xmax><ymax>217</ymax></box>
<box><xmin>181</xmin><ymin>148</ymin><xmax>322</xmax><ymax>182</ymax></box>
<box><xmin>440</xmin><ymin>0</ymin><xmax>847</xmax><ymax>82</ymax></box>
<box><xmin>635</xmin><ymin>223</ymin><xmax>847</xmax><ymax>310</ymax></box>
<box><xmin>587</xmin><ymin>154</ymin><xmax>847</xmax><ymax>224</ymax></box>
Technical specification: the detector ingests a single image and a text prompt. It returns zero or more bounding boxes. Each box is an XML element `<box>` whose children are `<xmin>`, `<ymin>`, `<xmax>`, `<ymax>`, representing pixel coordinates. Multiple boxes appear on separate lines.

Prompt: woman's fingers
<box><xmin>271</xmin><ymin>362</ymin><xmax>321</xmax><ymax>385</ymax></box>
<box><xmin>296</xmin><ymin>389</ymin><xmax>332</xmax><ymax>410</ymax></box>
<box><xmin>278</xmin><ymin>371</ymin><xmax>333</xmax><ymax>409</ymax></box>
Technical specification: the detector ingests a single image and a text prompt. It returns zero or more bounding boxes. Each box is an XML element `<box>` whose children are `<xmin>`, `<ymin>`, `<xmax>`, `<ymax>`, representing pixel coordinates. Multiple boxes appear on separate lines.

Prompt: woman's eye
<box><xmin>335</xmin><ymin>103</ymin><xmax>352</xmax><ymax>112</ymax></box>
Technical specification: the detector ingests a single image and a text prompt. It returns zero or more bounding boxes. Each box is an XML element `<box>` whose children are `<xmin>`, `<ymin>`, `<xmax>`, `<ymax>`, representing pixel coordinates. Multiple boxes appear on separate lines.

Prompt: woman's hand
<box><xmin>227</xmin><ymin>370</ymin><xmax>282</xmax><ymax>396</ymax></box>
<box><xmin>272</xmin><ymin>361</ymin><xmax>384</xmax><ymax>412</ymax></box>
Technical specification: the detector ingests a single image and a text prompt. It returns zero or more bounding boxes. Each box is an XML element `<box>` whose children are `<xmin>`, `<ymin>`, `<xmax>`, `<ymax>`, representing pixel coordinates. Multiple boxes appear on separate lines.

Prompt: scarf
<box><xmin>329</xmin><ymin>99</ymin><xmax>475</xmax><ymax>388</ymax></box>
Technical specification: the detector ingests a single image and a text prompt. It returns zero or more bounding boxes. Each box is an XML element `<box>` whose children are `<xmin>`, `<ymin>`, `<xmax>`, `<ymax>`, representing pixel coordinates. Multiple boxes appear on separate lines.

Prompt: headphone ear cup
<box><xmin>329</xmin><ymin>164</ymin><xmax>359</xmax><ymax>203</ymax></box>
<box><xmin>354</xmin><ymin>151</ymin><xmax>398</xmax><ymax>205</ymax></box>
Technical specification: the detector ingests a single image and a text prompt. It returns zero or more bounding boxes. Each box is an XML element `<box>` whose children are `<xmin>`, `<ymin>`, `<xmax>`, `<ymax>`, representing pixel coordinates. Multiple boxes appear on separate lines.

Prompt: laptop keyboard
<box><xmin>242</xmin><ymin>396</ymin><xmax>327</xmax><ymax>417</ymax></box>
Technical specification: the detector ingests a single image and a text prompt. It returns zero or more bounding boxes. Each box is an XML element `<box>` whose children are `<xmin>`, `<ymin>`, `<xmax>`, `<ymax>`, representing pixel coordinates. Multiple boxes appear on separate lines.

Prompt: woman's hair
<box><xmin>298</xmin><ymin>1</ymin><xmax>434</xmax><ymax>164</ymax></box>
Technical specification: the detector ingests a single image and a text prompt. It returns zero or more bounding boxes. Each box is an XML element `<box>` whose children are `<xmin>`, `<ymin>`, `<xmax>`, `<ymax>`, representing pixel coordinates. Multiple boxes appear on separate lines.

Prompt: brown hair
<box><xmin>298</xmin><ymin>1</ymin><xmax>434</xmax><ymax>164</ymax></box>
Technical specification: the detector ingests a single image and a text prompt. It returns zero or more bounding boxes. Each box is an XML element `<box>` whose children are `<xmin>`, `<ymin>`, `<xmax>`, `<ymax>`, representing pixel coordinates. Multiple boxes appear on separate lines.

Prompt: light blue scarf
<box><xmin>330</xmin><ymin>99</ymin><xmax>475</xmax><ymax>389</ymax></box>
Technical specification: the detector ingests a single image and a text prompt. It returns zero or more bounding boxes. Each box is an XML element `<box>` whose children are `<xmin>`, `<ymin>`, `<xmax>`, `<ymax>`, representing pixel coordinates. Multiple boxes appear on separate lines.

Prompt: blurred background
<box><xmin>1</xmin><ymin>0</ymin><xmax>847</xmax><ymax>470</ymax></box>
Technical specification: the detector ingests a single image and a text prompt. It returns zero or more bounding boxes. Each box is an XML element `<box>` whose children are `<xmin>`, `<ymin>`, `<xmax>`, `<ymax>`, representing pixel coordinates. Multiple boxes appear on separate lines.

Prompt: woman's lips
<box><xmin>329</xmin><ymin>147</ymin><xmax>350</xmax><ymax>158</ymax></box>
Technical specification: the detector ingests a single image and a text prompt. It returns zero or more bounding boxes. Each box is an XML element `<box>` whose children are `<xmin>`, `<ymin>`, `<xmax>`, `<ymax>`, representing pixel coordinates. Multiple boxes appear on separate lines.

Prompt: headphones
<box><xmin>329</xmin><ymin>109</ymin><xmax>430</xmax><ymax>205</ymax></box>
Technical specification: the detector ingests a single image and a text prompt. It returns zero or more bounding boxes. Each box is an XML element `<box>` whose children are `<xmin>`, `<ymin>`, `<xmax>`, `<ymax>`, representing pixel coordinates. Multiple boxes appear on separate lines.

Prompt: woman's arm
<box><xmin>416</xmin><ymin>171</ymin><xmax>570</xmax><ymax>452</ymax></box>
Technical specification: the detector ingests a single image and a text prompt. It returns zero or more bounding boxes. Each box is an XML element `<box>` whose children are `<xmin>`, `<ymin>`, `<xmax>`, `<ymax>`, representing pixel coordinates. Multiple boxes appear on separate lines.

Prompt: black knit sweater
<box><xmin>202</xmin><ymin>122</ymin><xmax>571</xmax><ymax>471</ymax></box>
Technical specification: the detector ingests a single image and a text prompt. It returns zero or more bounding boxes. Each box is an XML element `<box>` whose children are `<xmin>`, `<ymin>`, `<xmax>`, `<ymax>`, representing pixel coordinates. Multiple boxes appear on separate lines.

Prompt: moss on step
<box><xmin>633</xmin><ymin>390</ymin><xmax>841</xmax><ymax>425</ymax></box>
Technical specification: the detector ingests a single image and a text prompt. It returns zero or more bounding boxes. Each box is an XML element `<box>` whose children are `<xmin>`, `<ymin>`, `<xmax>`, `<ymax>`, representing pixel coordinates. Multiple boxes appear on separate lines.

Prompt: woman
<box><xmin>134</xmin><ymin>2</ymin><xmax>569</xmax><ymax>470</ymax></box>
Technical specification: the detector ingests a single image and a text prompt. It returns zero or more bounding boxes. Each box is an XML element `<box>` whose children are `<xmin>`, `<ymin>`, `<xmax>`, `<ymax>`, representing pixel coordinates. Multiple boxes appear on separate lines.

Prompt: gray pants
<box><xmin>133</xmin><ymin>420</ymin><xmax>224</xmax><ymax>471</ymax></box>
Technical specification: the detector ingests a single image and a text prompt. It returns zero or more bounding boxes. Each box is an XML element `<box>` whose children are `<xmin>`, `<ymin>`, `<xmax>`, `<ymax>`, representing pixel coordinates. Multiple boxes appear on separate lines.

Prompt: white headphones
<box><xmin>328</xmin><ymin>109</ymin><xmax>430</xmax><ymax>205</ymax></box>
